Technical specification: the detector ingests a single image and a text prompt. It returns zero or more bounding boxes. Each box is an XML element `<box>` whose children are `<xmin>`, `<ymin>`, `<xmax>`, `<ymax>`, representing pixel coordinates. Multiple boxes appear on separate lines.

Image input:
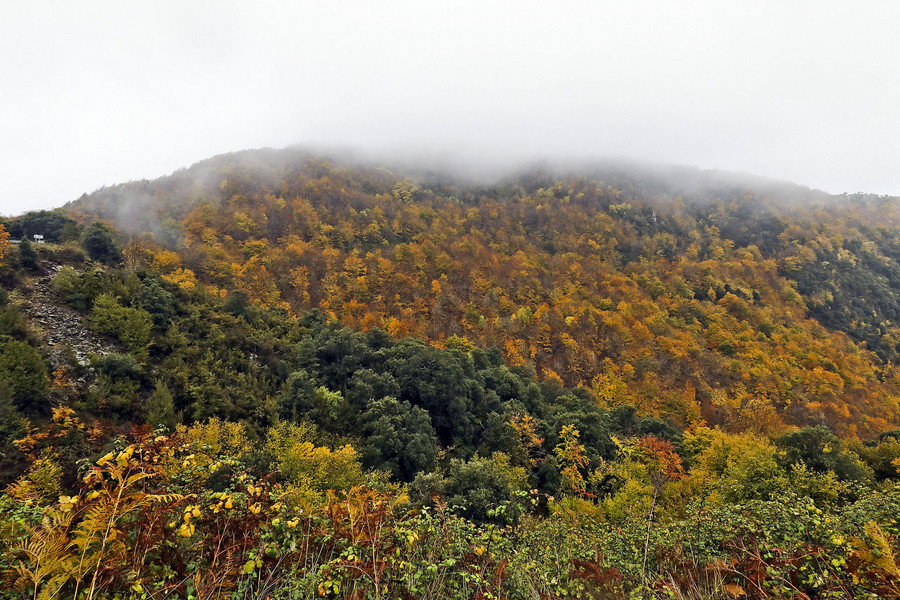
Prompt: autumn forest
<box><xmin>2</xmin><ymin>149</ymin><xmax>900</xmax><ymax>598</ymax></box>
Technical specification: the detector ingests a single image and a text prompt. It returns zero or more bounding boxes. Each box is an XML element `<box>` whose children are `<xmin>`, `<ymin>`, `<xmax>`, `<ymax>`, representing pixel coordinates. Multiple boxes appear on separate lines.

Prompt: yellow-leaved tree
<box><xmin>265</xmin><ymin>421</ymin><xmax>365</xmax><ymax>501</ymax></box>
<box><xmin>555</xmin><ymin>425</ymin><xmax>588</xmax><ymax>497</ymax></box>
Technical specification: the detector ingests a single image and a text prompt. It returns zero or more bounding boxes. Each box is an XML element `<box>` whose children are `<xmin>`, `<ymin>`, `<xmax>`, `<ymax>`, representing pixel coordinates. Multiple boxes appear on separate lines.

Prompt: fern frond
<box><xmin>123</xmin><ymin>471</ymin><xmax>154</xmax><ymax>489</ymax></box>
<box><xmin>144</xmin><ymin>493</ymin><xmax>185</xmax><ymax>504</ymax></box>
<box><xmin>8</xmin><ymin>526</ymin><xmax>74</xmax><ymax>595</ymax></box>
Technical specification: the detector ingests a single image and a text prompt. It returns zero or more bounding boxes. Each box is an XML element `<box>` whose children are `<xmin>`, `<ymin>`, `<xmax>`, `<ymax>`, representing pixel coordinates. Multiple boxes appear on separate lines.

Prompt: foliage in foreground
<box><xmin>3</xmin><ymin>426</ymin><xmax>900</xmax><ymax>599</ymax></box>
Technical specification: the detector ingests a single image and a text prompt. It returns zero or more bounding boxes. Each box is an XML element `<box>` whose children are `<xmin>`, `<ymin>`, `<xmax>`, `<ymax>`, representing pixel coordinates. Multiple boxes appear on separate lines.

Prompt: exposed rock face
<box><xmin>24</xmin><ymin>265</ymin><xmax>121</xmax><ymax>367</ymax></box>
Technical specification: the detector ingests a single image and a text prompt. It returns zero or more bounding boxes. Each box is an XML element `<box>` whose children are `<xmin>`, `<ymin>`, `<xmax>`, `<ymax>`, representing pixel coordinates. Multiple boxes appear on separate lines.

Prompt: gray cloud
<box><xmin>1</xmin><ymin>0</ymin><xmax>898</xmax><ymax>216</ymax></box>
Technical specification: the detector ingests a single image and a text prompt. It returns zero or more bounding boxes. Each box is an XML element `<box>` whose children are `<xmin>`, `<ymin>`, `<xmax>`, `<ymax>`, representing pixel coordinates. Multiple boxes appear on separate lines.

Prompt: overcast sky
<box><xmin>1</xmin><ymin>1</ymin><xmax>898</xmax><ymax>215</ymax></box>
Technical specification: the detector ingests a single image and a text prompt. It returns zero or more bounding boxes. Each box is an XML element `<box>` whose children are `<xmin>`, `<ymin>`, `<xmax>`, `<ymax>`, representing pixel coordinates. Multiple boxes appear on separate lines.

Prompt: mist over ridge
<box><xmin>62</xmin><ymin>144</ymin><xmax>872</xmax><ymax>233</ymax></box>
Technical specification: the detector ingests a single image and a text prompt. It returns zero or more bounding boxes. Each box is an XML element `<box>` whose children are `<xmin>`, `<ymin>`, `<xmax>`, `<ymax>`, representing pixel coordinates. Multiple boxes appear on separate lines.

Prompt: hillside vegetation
<box><xmin>0</xmin><ymin>150</ymin><xmax>899</xmax><ymax>598</ymax></box>
<box><xmin>64</xmin><ymin>150</ymin><xmax>900</xmax><ymax>435</ymax></box>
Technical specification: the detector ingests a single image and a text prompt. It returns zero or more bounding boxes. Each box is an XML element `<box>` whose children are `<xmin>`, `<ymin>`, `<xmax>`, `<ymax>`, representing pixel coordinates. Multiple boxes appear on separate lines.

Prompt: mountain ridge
<box><xmin>43</xmin><ymin>148</ymin><xmax>900</xmax><ymax>435</ymax></box>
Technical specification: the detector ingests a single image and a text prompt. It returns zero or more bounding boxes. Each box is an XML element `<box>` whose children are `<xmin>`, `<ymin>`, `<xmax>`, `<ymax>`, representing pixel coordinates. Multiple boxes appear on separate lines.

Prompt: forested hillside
<box><xmin>1</xmin><ymin>151</ymin><xmax>900</xmax><ymax>598</ymax></box>
<box><xmin>63</xmin><ymin>150</ymin><xmax>900</xmax><ymax>435</ymax></box>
